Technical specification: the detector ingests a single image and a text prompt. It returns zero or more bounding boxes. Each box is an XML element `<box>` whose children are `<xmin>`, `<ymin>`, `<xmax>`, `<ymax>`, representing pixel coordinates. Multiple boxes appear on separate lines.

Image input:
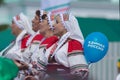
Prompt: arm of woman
<box><xmin>67</xmin><ymin>40</ymin><xmax>89</xmax><ymax>80</ymax></box>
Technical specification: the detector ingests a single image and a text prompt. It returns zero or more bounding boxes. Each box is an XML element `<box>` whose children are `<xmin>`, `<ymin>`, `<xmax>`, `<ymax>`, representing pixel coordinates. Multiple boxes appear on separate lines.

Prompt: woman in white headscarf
<box><xmin>0</xmin><ymin>13</ymin><xmax>35</xmax><ymax>80</ymax></box>
<box><xmin>23</xmin><ymin>11</ymin><xmax>59</xmax><ymax>80</ymax></box>
<box><xmin>0</xmin><ymin>13</ymin><xmax>34</xmax><ymax>60</ymax></box>
<box><xmin>44</xmin><ymin>13</ymin><xmax>88</xmax><ymax>80</ymax></box>
<box><xmin>22</xmin><ymin>9</ymin><xmax>48</xmax><ymax>64</ymax></box>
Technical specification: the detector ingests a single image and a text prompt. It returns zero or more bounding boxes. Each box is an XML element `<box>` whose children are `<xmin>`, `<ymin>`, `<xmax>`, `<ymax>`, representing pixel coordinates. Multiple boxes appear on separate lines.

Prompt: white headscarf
<box><xmin>13</xmin><ymin>13</ymin><xmax>34</xmax><ymax>35</ymax></box>
<box><xmin>40</xmin><ymin>9</ymin><xmax>44</xmax><ymax>22</ymax></box>
<box><xmin>61</xmin><ymin>13</ymin><xmax>84</xmax><ymax>45</ymax></box>
<box><xmin>13</xmin><ymin>13</ymin><xmax>35</xmax><ymax>50</ymax></box>
<box><xmin>47</xmin><ymin>12</ymin><xmax>54</xmax><ymax>29</ymax></box>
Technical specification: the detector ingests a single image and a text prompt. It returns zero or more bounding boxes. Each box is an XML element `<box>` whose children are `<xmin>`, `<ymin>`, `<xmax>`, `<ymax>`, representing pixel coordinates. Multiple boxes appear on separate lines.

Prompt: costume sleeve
<box><xmin>31</xmin><ymin>47</ymin><xmax>47</xmax><ymax>68</ymax></box>
<box><xmin>22</xmin><ymin>44</ymin><xmax>46</xmax><ymax>79</ymax></box>
<box><xmin>0</xmin><ymin>42</ymin><xmax>15</xmax><ymax>56</ymax></box>
<box><xmin>21</xmin><ymin>35</ymin><xmax>30</xmax><ymax>51</ymax></box>
<box><xmin>3</xmin><ymin>42</ymin><xmax>23</xmax><ymax>60</ymax></box>
<box><xmin>22</xmin><ymin>42</ymin><xmax>40</xmax><ymax>63</ymax></box>
<box><xmin>28</xmin><ymin>47</ymin><xmax>47</xmax><ymax>80</ymax></box>
<box><xmin>22</xmin><ymin>34</ymin><xmax>43</xmax><ymax>63</ymax></box>
<box><xmin>67</xmin><ymin>40</ymin><xmax>89</xmax><ymax>80</ymax></box>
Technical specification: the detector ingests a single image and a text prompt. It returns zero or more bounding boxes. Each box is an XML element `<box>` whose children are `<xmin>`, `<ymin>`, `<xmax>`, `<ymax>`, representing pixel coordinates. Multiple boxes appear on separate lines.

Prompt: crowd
<box><xmin>0</xmin><ymin>10</ymin><xmax>89</xmax><ymax>80</ymax></box>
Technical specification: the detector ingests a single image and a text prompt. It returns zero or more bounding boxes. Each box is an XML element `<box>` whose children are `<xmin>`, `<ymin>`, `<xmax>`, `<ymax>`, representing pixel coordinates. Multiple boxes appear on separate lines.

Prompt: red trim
<box><xmin>31</xmin><ymin>34</ymin><xmax>44</xmax><ymax>43</ymax></box>
<box><xmin>41</xmin><ymin>36</ymin><xmax>58</xmax><ymax>48</ymax></box>
<box><xmin>68</xmin><ymin>40</ymin><xmax>83</xmax><ymax>54</ymax></box>
<box><xmin>21</xmin><ymin>34</ymin><xmax>30</xmax><ymax>49</ymax></box>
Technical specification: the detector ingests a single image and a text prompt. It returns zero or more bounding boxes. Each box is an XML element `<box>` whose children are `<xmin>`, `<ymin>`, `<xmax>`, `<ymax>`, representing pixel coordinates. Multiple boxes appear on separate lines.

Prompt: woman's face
<box><xmin>39</xmin><ymin>15</ymin><xmax>51</xmax><ymax>34</ymax></box>
<box><xmin>53</xmin><ymin>15</ymin><xmax>66</xmax><ymax>36</ymax></box>
<box><xmin>32</xmin><ymin>14</ymin><xmax>40</xmax><ymax>32</ymax></box>
<box><xmin>40</xmin><ymin>17</ymin><xmax>50</xmax><ymax>33</ymax></box>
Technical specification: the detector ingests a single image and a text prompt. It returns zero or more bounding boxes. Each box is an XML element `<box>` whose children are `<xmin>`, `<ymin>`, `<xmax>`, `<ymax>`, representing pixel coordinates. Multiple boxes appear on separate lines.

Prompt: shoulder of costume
<box><xmin>68</xmin><ymin>39</ymin><xmax>83</xmax><ymax>54</ymax></box>
<box><xmin>41</xmin><ymin>36</ymin><xmax>59</xmax><ymax>49</ymax></box>
<box><xmin>21</xmin><ymin>34</ymin><xmax>31</xmax><ymax>49</ymax></box>
<box><xmin>31</xmin><ymin>34</ymin><xmax>44</xmax><ymax>43</ymax></box>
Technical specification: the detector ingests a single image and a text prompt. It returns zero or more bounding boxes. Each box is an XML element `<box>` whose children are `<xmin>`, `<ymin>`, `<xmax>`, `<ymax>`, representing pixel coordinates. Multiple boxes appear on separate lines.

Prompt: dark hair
<box><xmin>42</xmin><ymin>14</ymin><xmax>47</xmax><ymax>20</ymax></box>
<box><xmin>42</xmin><ymin>14</ymin><xmax>50</xmax><ymax>25</ymax></box>
<box><xmin>35</xmin><ymin>10</ymin><xmax>40</xmax><ymax>17</ymax></box>
<box><xmin>35</xmin><ymin>10</ymin><xmax>41</xmax><ymax>22</ymax></box>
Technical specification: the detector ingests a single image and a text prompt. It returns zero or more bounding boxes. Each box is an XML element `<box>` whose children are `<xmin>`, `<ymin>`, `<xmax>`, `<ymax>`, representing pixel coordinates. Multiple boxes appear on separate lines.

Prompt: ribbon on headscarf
<box><xmin>59</xmin><ymin>13</ymin><xmax>68</xmax><ymax>29</ymax></box>
<box><xmin>47</xmin><ymin>12</ymin><xmax>53</xmax><ymax>29</ymax></box>
<box><xmin>13</xmin><ymin>13</ymin><xmax>34</xmax><ymax>35</ymax></box>
<box><xmin>47</xmin><ymin>12</ymin><xmax>55</xmax><ymax>30</ymax></box>
<box><xmin>64</xmin><ymin>13</ymin><xmax>84</xmax><ymax>45</ymax></box>
<box><xmin>13</xmin><ymin>14</ymin><xmax>24</xmax><ymax>30</ymax></box>
<box><xmin>40</xmin><ymin>9</ymin><xmax>44</xmax><ymax>22</ymax></box>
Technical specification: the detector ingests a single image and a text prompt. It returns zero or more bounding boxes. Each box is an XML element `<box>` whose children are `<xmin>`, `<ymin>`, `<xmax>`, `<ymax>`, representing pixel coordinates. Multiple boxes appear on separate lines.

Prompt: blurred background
<box><xmin>0</xmin><ymin>0</ymin><xmax>119</xmax><ymax>80</ymax></box>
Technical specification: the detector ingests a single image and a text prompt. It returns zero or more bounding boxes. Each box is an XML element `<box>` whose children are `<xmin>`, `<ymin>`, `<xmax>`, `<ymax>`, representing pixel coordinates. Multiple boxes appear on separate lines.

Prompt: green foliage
<box><xmin>0</xmin><ymin>0</ymin><xmax>4</xmax><ymax>5</ymax></box>
<box><xmin>0</xmin><ymin>24</ymin><xmax>9</xmax><ymax>31</ymax></box>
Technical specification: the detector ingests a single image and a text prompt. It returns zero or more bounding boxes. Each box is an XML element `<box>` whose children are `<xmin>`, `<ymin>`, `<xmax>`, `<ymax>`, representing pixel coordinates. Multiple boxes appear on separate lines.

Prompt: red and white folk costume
<box><xmin>2</xmin><ymin>13</ymin><xmax>33</xmax><ymax>60</ymax></box>
<box><xmin>29</xmin><ymin>12</ymin><xmax>58</xmax><ymax>65</ymax></box>
<box><xmin>22</xmin><ymin>10</ymin><xmax>45</xmax><ymax>63</ymax></box>
<box><xmin>22</xmin><ymin>12</ymin><xmax>59</xmax><ymax>80</ymax></box>
<box><xmin>29</xmin><ymin>12</ymin><xmax>59</xmax><ymax>69</ymax></box>
<box><xmin>45</xmin><ymin>13</ymin><xmax>88</xmax><ymax>80</ymax></box>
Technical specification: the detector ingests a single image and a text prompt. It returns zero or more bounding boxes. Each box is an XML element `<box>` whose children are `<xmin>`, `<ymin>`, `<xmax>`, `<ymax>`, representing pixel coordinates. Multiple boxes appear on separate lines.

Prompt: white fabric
<box><xmin>4</xmin><ymin>30</ymin><xmax>27</xmax><ymax>61</ymax></box>
<box><xmin>40</xmin><ymin>9</ymin><xmax>44</xmax><ymax>22</ymax></box>
<box><xmin>116</xmin><ymin>73</ymin><xmax>120</xmax><ymax>80</ymax></box>
<box><xmin>68</xmin><ymin>53</ymin><xmax>88</xmax><ymax>67</ymax></box>
<box><xmin>45</xmin><ymin>44</ymin><xmax>55</xmax><ymax>64</ymax></box>
<box><xmin>30</xmin><ymin>46</ymin><xmax>48</xmax><ymax>75</ymax></box>
<box><xmin>0</xmin><ymin>42</ymin><xmax>14</xmax><ymax>56</ymax></box>
<box><xmin>40</xmin><ymin>10</ymin><xmax>44</xmax><ymax>16</ymax></box>
<box><xmin>59</xmin><ymin>14</ymin><xmax>66</xmax><ymax>29</ymax></box>
<box><xmin>22</xmin><ymin>43</ymin><xmax>40</xmax><ymax>63</ymax></box>
<box><xmin>22</xmin><ymin>32</ymin><xmax>45</xmax><ymax>63</ymax></box>
<box><xmin>51</xmin><ymin>32</ymin><xmax>70</xmax><ymax>58</ymax></box>
<box><xmin>53</xmin><ymin>43</ymin><xmax>68</xmax><ymax>67</ymax></box>
<box><xmin>63</xmin><ymin>13</ymin><xmax>84</xmax><ymax>45</ymax></box>
<box><xmin>47</xmin><ymin>12</ymin><xmax>53</xmax><ymax>29</ymax></box>
<box><xmin>15</xmin><ymin>30</ymin><xmax>27</xmax><ymax>50</ymax></box>
<box><xmin>13</xmin><ymin>13</ymin><xmax>34</xmax><ymax>35</ymax></box>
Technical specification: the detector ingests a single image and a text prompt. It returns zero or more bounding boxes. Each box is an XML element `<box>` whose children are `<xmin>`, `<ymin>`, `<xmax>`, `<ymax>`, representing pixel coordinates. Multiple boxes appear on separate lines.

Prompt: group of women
<box><xmin>0</xmin><ymin>10</ymin><xmax>89</xmax><ymax>80</ymax></box>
